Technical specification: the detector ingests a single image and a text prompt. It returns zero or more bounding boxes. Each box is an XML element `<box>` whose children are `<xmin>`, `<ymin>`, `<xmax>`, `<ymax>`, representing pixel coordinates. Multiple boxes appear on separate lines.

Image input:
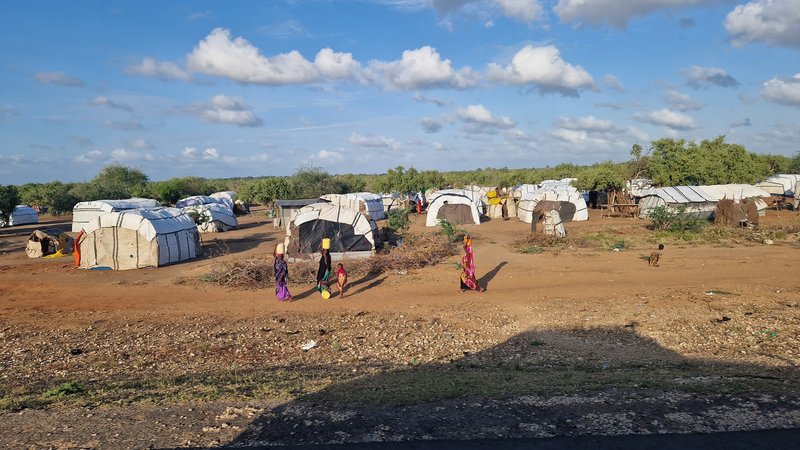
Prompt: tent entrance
<box><xmin>290</xmin><ymin>219</ymin><xmax>372</xmax><ymax>253</ymax></box>
<box><xmin>436</xmin><ymin>204</ymin><xmax>473</xmax><ymax>225</ymax></box>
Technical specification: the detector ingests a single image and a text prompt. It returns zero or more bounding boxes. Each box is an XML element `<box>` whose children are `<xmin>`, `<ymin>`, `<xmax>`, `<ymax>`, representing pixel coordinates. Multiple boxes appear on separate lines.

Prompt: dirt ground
<box><xmin>1</xmin><ymin>208</ymin><xmax>799</xmax><ymax>448</ymax></box>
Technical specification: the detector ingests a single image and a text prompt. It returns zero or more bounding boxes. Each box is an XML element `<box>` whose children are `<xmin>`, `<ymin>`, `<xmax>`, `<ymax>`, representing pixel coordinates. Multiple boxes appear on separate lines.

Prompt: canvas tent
<box><xmin>26</xmin><ymin>228</ymin><xmax>74</xmax><ymax>258</ymax></box>
<box><xmin>638</xmin><ymin>185</ymin><xmax>772</xmax><ymax>220</ymax></box>
<box><xmin>517</xmin><ymin>191</ymin><xmax>589</xmax><ymax>223</ymax></box>
<box><xmin>72</xmin><ymin>198</ymin><xmax>160</xmax><ymax>233</ymax></box>
<box><xmin>756</xmin><ymin>174</ymin><xmax>800</xmax><ymax>209</ymax></box>
<box><xmin>210</xmin><ymin>191</ymin><xmax>237</xmax><ymax>209</ymax></box>
<box><xmin>77</xmin><ymin>207</ymin><xmax>201</xmax><ymax>270</ymax></box>
<box><xmin>175</xmin><ymin>195</ymin><xmax>220</xmax><ymax>209</ymax></box>
<box><xmin>320</xmin><ymin>192</ymin><xmax>387</xmax><ymax>221</ymax></box>
<box><xmin>182</xmin><ymin>203</ymin><xmax>238</xmax><ymax>233</ymax></box>
<box><xmin>425</xmin><ymin>189</ymin><xmax>483</xmax><ymax>227</ymax></box>
<box><xmin>0</xmin><ymin>205</ymin><xmax>38</xmax><ymax>227</ymax></box>
<box><xmin>512</xmin><ymin>184</ymin><xmax>540</xmax><ymax>200</ymax></box>
<box><xmin>285</xmin><ymin>202</ymin><xmax>379</xmax><ymax>254</ymax></box>
<box><xmin>699</xmin><ymin>184</ymin><xmax>771</xmax><ymax>216</ymax></box>
<box><xmin>274</xmin><ymin>198</ymin><xmax>320</xmax><ymax>230</ymax></box>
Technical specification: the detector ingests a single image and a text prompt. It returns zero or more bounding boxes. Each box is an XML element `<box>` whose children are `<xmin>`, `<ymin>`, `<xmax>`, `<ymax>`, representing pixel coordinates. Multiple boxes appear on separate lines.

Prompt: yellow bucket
<box><xmin>322</xmin><ymin>238</ymin><xmax>331</xmax><ymax>250</ymax></box>
<box><xmin>321</xmin><ymin>289</ymin><xmax>331</xmax><ymax>299</ymax></box>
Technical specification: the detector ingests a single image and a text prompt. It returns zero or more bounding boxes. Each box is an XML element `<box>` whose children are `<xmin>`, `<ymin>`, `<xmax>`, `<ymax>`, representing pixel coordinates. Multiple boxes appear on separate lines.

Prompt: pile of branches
<box><xmin>203</xmin><ymin>232</ymin><xmax>458</xmax><ymax>290</ymax></box>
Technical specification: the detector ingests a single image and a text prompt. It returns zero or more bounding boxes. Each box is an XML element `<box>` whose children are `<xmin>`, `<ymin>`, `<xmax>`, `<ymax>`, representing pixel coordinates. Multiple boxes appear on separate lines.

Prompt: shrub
<box><xmin>647</xmin><ymin>205</ymin><xmax>706</xmax><ymax>232</ymax></box>
<box><xmin>387</xmin><ymin>207</ymin><xmax>411</xmax><ymax>233</ymax></box>
<box><xmin>437</xmin><ymin>219</ymin><xmax>465</xmax><ymax>243</ymax></box>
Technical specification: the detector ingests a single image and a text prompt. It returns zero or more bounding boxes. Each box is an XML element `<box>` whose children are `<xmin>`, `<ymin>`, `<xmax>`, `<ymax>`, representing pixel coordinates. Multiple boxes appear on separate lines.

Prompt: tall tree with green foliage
<box><xmin>290</xmin><ymin>167</ymin><xmax>345</xmax><ymax>199</ymax></box>
<box><xmin>18</xmin><ymin>181</ymin><xmax>80</xmax><ymax>215</ymax></box>
<box><xmin>0</xmin><ymin>185</ymin><xmax>20</xmax><ymax>222</ymax></box>
<box><xmin>572</xmin><ymin>161</ymin><xmax>626</xmax><ymax>192</ymax></box>
<box><xmin>238</xmin><ymin>177</ymin><xmax>292</xmax><ymax>204</ymax></box>
<box><xmin>72</xmin><ymin>165</ymin><xmax>150</xmax><ymax>200</ymax></box>
<box><xmin>791</xmin><ymin>151</ymin><xmax>800</xmax><ymax>173</ymax></box>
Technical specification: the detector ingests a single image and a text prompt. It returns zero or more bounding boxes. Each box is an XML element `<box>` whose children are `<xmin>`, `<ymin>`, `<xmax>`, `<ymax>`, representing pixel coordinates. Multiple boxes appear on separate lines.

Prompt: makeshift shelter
<box><xmin>756</xmin><ymin>174</ymin><xmax>800</xmax><ymax>209</ymax></box>
<box><xmin>320</xmin><ymin>192</ymin><xmax>387</xmax><ymax>221</ymax></box>
<box><xmin>210</xmin><ymin>191</ymin><xmax>236</xmax><ymax>209</ymax></box>
<box><xmin>637</xmin><ymin>186</ymin><xmax>717</xmax><ymax>219</ymax></box>
<box><xmin>285</xmin><ymin>202</ymin><xmax>379</xmax><ymax>255</ymax></box>
<box><xmin>700</xmin><ymin>184</ymin><xmax>771</xmax><ymax>216</ymax></box>
<box><xmin>542</xmin><ymin>210</ymin><xmax>566</xmax><ymax>237</ymax></box>
<box><xmin>714</xmin><ymin>198</ymin><xmax>759</xmax><ymax>227</ymax></box>
<box><xmin>182</xmin><ymin>203</ymin><xmax>238</xmax><ymax>233</ymax></box>
<box><xmin>26</xmin><ymin>228</ymin><xmax>74</xmax><ymax>258</ymax></box>
<box><xmin>380</xmin><ymin>192</ymin><xmax>402</xmax><ymax>212</ymax></box>
<box><xmin>175</xmin><ymin>195</ymin><xmax>219</xmax><ymax>209</ymax></box>
<box><xmin>77</xmin><ymin>207</ymin><xmax>201</xmax><ymax>270</ymax></box>
<box><xmin>0</xmin><ymin>205</ymin><xmax>39</xmax><ymax>227</ymax></box>
<box><xmin>274</xmin><ymin>199</ymin><xmax>320</xmax><ymax>230</ymax></box>
<box><xmin>512</xmin><ymin>184</ymin><xmax>540</xmax><ymax>200</ymax></box>
<box><xmin>425</xmin><ymin>189</ymin><xmax>483</xmax><ymax>227</ymax></box>
<box><xmin>72</xmin><ymin>198</ymin><xmax>160</xmax><ymax>233</ymax></box>
<box><xmin>517</xmin><ymin>191</ymin><xmax>589</xmax><ymax>223</ymax></box>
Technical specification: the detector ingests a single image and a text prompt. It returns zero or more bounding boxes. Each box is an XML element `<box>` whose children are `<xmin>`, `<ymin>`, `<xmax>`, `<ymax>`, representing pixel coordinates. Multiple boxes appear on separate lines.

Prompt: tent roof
<box><xmin>700</xmin><ymin>184</ymin><xmax>771</xmax><ymax>200</ymax></box>
<box><xmin>82</xmin><ymin>207</ymin><xmax>196</xmax><ymax>242</ymax></box>
<box><xmin>73</xmin><ymin>198</ymin><xmax>160</xmax><ymax>212</ymax></box>
<box><xmin>175</xmin><ymin>195</ymin><xmax>220</xmax><ymax>208</ymax></box>
<box><xmin>275</xmin><ymin>198</ymin><xmax>319</xmax><ymax>208</ymax></box>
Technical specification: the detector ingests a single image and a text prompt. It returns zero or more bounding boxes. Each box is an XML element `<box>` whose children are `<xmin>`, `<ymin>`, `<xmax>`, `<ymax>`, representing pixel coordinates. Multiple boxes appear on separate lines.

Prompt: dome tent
<box><xmin>72</xmin><ymin>198</ymin><xmax>161</xmax><ymax>233</ymax></box>
<box><xmin>77</xmin><ymin>207</ymin><xmax>201</xmax><ymax>270</ymax></box>
<box><xmin>182</xmin><ymin>202</ymin><xmax>238</xmax><ymax>233</ymax></box>
<box><xmin>285</xmin><ymin>202</ymin><xmax>379</xmax><ymax>255</ymax></box>
<box><xmin>320</xmin><ymin>192</ymin><xmax>386</xmax><ymax>221</ymax></box>
<box><xmin>425</xmin><ymin>189</ymin><xmax>483</xmax><ymax>227</ymax></box>
<box><xmin>517</xmin><ymin>191</ymin><xmax>589</xmax><ymax>223</ymax></box>
<box><xmin>0</xmin><ymin>205</ymin><xmax>38</xmax><ymax>227</ymax></box>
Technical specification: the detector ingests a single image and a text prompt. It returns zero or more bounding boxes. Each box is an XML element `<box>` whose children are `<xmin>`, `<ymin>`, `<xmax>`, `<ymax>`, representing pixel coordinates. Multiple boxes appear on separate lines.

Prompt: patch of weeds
<box><xmin>45</xmin><ymin>382</ymin><xmax>84</xmax><ymax>398</ymax></box>
<box><xmin>520</xmin><ymin>245</ymin><xmax>544</xmax><ymax>254</ymax></box>
<box><xmin>331</xmin><ymin>340</ymin><xmax>344</xmax><ymax>352</ymax></box>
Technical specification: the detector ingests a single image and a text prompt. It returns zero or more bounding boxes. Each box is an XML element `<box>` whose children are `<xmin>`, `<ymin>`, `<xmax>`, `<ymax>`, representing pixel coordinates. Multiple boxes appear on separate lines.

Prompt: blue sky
<box><xmin>1</xmin><ymin>0</ymin><xmax>798</xmax><ymax>184</ymax></box>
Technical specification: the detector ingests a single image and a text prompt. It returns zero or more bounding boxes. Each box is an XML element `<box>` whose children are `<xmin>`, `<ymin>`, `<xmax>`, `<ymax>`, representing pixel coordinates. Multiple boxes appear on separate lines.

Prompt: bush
<box><xmin>647</xmin><ymin>205</ymin><xmax>706</xmax><ymax>232</ymax></box>
<box><xmin>437</xmin><ymin>219</ymin><xmax>465</xmax><ymax>243</ymax></box>
<box><xmin>387</xmin><ymin>207</ymin><xmax>411</xmax><ymax>233</ymax></box>
<box><xmin>0</xmin><ymin>185</ymin><xmax>20</xmax><ymax>221</ymax></box>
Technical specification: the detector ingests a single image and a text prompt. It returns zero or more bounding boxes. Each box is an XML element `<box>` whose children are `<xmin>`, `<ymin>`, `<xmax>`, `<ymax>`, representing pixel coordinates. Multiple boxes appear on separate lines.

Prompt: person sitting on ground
<box><xmin>649</xmin><ymin>243</ymin><xmax>664</xmax><ymax>267</ymax></box>
<box><xmin>336</xmin><ymin>263</ymin><xmax>348</xmax><ymax>298</ymax></box>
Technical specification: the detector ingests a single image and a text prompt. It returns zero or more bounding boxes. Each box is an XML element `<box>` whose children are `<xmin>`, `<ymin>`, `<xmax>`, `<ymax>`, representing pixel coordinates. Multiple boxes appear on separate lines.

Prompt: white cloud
<box><xmin>187</xmin><ymin>11</ymin><xmax>211</xmax><ymax>21</ymax></box>
<box><xmin>89</xmin><ymin>96</ymin><xmax>132</xmax><ymax>112</ymax></box>
<box><xmin>634</xmin><ymin>109</ymin><xmax>699</xmax><ymax>130</ymax></box>
<box><xmin>110</xmin><ymin>148</ymin><xmax>157</xmax><ymax>162</ymax></box>
<box><xmin>191</xmin><ymin>95</ymin><xmax>263</xmax><ymax>127</ymax></box>
<box><xmin>103</xmin><ymin>120</ymin><xmax>143</xmax><ymax>131</ymax></box>
<box><xmin>554</xmin><ymin>0</ymin><xmax>717</xmax><ymax>28</ymax></box>
<box><xmin>74</xmin><ymin>150</ymin><xmax>104</xmax><ymax>164</ymax></box>
<box><xmin>368</xmin><ymin>46</ymin><xmax>476</xmax><ymax>90</ymax></box>
<box><xmin>486</xmin><ymin>45</ymin><xmax>594</xmax><ymax>96</ymax></box>
<box><xmin>603</xmin><ymin>74</ymin><xmax>625</xmax><ymax>93</ymax></box>
<box><xmin>318</xmin><ymin>150</ymin><xmax>345</xmax><ymax>160</ymax></box>
<box><xmin>379</xmin><ymin>0</ymin><xmax>544</xmax><ymax>23</ymax></box>
<box><xmin>682</xmin><ymin>66</ymin><xmax>739</xmax><ymax>89</ymax></box>
<box><xmin>762</xmin><ymin>73</ymin><xmax>800</xmax><ymax>106</ymax></box>
<box><xmin>413</xmin><ymin>92</ymin><xmax>451</xmax><ymax>107</ymax></box>
<box><xmin>725</xmin><ymin>0</ymin><xmax>800</xmax><ymax>48</ymax></box>
<box><xmin>349</xmin><ymin>132</ymin><xmax>401</xmax><ymax>150</ymax></box>
<box><xmin>126</xmin><ymin>138</ymin><xmax>153</xmax><ymax>149</ymax></box>
<box><xmin>664</xmin><ymin>90</ymin><xmax>704</xmax><ymax>111</ymax></box>
<box><xmin>182</xmin><ymin>146</ymin><xmax>221</xmax><ymax>160</ymax></box>
<box><xmin>186</xmin><ymin>28</ymin><xmax>360</xmax><ymax>85</ymax></box>
<box><xmin>34</xmin><ymin>71</ymin><xmax>84</xmax><ymax>87</ymax></box>
<box><xmin>202</xmin><ymin>148</ymin><xmax>219</xmax><ymax>160</ymax></box>
<box><xmin>555</xmin><ymin>115</ymin><xmax>616</xmax><ymax>132</ymax></box>
<box><xmin>421</xmin><ymin>117</ymin><xmax>443</xmax><ymax>133</ymax></box>
<box><xmin>494</xmin><ymin>0</ymin><xmax>544</xmax><ymax>23</ymax></box>
<box><xmin>125</xmin><ymin>58</ymin><xmax>192</xmax><ymax>82</ymax></box>
<box><xmin>457</xmin><ymin>104</ymin><xmax>516</xmax><ymax>133</ymax></box>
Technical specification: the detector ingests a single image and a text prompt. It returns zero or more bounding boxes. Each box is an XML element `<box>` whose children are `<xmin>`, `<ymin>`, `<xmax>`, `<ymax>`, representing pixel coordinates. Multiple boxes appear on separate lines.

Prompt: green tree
<box><xmin>0</xmin><ymin>185</ymin><xmax>20</xmax><ymax>222</ymax></box>
<box><xmin>238</xmin><ymin>177</ymin><xmax>292</xmax><ymax>204</ymax></box>
<box><xmin>336</xmin><ymin>173</ymin><xmax>368</xmax><ymax>193</ymax></box>
<box><xmin>790</xmin><ymin>151</ymin><xmax>800</xmax><ymax>173</ymax></box>
<box><xmin>572</xmin><ymin>161</ymin><xmax>626</xmax><ymax>192</ymax></box>
<box><xmin>290</xmin><ymin>167</ymin><xmax>344</xmax><ymax>198</ymax></box>
<box><xmin>18</xmin><ymin>181</ymin><xmax>80</xmax><ymax>215</ymax></box>
<box><xmin>73</xmin><ymin>165</ymin><xmax>150</xmax><ymax>200</ymax></box>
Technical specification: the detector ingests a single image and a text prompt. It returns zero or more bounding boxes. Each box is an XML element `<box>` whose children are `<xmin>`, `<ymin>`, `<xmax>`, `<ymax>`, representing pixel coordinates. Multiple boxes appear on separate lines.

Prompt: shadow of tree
<box><xmin>226</xmin><ymin>326</ymin><xmax>800</xmax><ymax>447</ymax></box>
<box><xmin>478</xmin><ymin>261</ymin><xmax>507</xmax><ymax>289</ymax></box>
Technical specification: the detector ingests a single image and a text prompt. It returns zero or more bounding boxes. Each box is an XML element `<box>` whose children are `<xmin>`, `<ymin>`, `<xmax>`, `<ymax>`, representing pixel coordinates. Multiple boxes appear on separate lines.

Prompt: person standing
<box><xmin>316</xmin><ymin>239</ymin><xmax>332</xmax><ymax>293</ymax></box>
<box><xmin>274</xmin><ymin>244</ymin><xmax>292</xmax><ymax>301</ymax></box>
<box><xmin>460</xmin><ymin>234</ymin><xmax>485</xmax><ymax>292</ymax></box>
<box><xmin>335</xmin><ymin>263</ymin><xmax>348</xmax><ymax>298</ymax></box>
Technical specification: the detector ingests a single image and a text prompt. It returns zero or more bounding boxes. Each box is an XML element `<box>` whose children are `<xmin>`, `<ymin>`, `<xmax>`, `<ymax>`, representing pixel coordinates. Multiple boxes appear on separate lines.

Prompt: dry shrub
<box><xmin>202</xmin><ymin>232</ymin><xmax>457</xmax><ymax>290</ymax></box>
<box><xmin>511</xmin><ymin>233</ymin><xmax>571</xmax><ymax>252</ymax></box>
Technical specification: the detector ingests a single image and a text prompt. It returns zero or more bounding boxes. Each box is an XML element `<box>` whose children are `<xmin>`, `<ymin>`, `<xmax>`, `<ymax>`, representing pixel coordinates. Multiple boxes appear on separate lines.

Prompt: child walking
<box><xmin>336</xmin><ymin>263</ymin><xmax>348</xmax><ymax>298</ymax></box>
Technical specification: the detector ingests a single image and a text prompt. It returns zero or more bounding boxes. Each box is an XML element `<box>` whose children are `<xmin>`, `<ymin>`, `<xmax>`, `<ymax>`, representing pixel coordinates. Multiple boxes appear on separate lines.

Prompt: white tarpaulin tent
<box><xmin>285</xmin><ymin>202</ymin><xmax>378</xmax><ymax>254</ymax></box>
<box><xmin>756</xmin><ymin>174</ymin><xmax>800</xmax><ymax>209</ymax></box>
<box><xmin>0</xmin><ymin>205</ymin><xmax>39</xmax><ymax>227</ymax></box>
<box><xmin>77</xmin><ymin>207</ymin><xmax>201</xmax><ymax>270</ymax></box>
<box><xmin>638</xmin><ymin>185</ymin><xmax>773</xmax><ymax>219</ymax></box>
<box><xmin>210</xmin><ymin>191</ymin><xmax>237</xmax><ymax>209</ymax></box>
<box><xmin>320</xmin><ymin>192</ymin><xmax>386</xmax><ymax>221</ymax></box>
<box><xmin>517</xmin><ymin>190</ymin><xmax>589</xmax><ymax>223</ymax></box>
<box><xmin>175</xmin><ymin>195</ymin><xmax>219</xmax><ymax>209</ymax></box>
<box><xmin>425</xmin><ymin>189</ymin><xmax>483</xmax><ymax>227</ymax></box>
<box><xmin>182</xmin><ymin>203</ymin><xmax>238</xmax><ymax>233</ymax></box>
<box><xmin>72</xmin><ymin>198</ymin><xmax>160</xmax><ymax>233</ymax></box>
<box><xmin>700</xmin><ymin>184</ymin><xmax>771</xmax><ymax>216</ymax></box>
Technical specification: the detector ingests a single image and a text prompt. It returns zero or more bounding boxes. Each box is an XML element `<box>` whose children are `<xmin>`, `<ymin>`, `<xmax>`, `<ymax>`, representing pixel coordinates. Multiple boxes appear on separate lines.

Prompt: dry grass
<box><xmin>202</xmin><ymin>232</ymin><xmax>458</xmax><ymax>290</ymax></box>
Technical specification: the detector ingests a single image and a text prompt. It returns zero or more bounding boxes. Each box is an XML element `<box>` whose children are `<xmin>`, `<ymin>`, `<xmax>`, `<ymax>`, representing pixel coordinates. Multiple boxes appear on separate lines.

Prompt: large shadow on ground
<box><xmin>226</xmin><ymin>326</ymin><xmax>800</xmax><ymax>447</ymax></box>
<box><xmin>201</xmin><ymin>233</ymin><xmax>274</xmax><ymax>257</ymax></box>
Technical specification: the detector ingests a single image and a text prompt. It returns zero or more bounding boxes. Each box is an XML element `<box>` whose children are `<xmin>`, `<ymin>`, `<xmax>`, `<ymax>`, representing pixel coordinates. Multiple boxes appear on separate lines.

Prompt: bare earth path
<box><xmin>1</xmin><ymin>210</ymin><xmax>798</xmax><ymax>448</ymax></box>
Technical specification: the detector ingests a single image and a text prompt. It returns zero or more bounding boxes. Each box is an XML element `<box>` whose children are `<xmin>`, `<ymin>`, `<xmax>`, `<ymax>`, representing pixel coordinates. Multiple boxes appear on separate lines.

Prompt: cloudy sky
<box><xmin>1</xmin><ymin>0</ymin><xmax>798</xmax><ymax>184</ymax></box>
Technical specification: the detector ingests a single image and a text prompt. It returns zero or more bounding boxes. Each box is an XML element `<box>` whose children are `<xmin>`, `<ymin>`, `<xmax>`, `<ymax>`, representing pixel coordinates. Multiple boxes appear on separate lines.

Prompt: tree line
<box><xmin>2</xmin><ymin>136</ymin><xmax>799</xmax><ymax>219</ymax></box>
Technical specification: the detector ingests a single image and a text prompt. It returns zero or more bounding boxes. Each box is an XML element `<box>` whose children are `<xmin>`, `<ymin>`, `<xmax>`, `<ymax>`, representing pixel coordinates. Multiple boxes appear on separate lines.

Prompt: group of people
<box><xmin>273</xmin><ymin>242</ymin><xmax>347</xmax><ymax>302</ymax></box>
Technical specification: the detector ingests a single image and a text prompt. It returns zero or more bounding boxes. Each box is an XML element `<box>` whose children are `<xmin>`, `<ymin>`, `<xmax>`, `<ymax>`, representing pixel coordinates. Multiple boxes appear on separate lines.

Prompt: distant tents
<box><xmin>0</xmin><ymin>205</ymin><xmax>38</xmax><ymax>227</ymax></box>
<box><xmin>176</xmin><ymin>195</ymin><xmax>238</xmax><ymax>233</ymax></box>
<box><xmin>637</xmin><ymin>184</ymin><xmax>771</xmax><ymax>219</ymax></box>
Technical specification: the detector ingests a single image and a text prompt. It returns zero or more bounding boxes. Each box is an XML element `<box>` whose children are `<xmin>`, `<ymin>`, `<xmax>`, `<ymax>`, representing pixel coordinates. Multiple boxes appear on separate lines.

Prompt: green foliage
<box><xmin>290</xmin><ymin>167</ymin><xmax>345</xmax><ymax>199</ymax></box>
<box><xmin>520</xmin><ymin>245</ymin><xmax>544</xmax><ymax>254</ymax></box>
<box><xmin>648</xmin><ymin>136</ymin><xmax>767</xmax><ymax>186</ymax></box>
<box><xmin>149</xmin><ymin>176</ymin><xmax>212</xmax><ymax>205</ymax></box>
<box><xmin>572</xmin><ymin>161</ymin><xmax>626</xmax><ymax>192</ymax></box>
<box><xmin>387</xmin><ymin>207</ymin><xmax>411</xmax><ymax>233</ymax></box>
<box><xmin>72</xmin><ymin>165</ymin><xmax>149</xmax><ymax>200</ymax></box>
<box><xmin>335</xmin><ymin>173</ymin><xmax>369</xmax><ymax>193</ymax></box>
<box><xmin>237</xmin><ymin>177</ymin><xmax>292</xmax><ymax>205</ymax></box>
<box><xmin>0</xmin><ymin>185</ymin><xmax>20</xmax><ymax>221</ymax></box>
<box><xmin>437</xmin><ymin>219</ymin><xmax>465</xmax><ymax>243</ymax></box>
<box><xmin>45</xmin><ymin>382</ymin><xmax>84</xmax><ymax>398</ymax></box>
<box><xmin>647</xmin><ymin>205</ymin><xmax>706</xmax><ymax>232</ymax></box>
<box><xmin>791</xmin><ymin>152</ymin><xmax>800</xmax><ymax>173</ymax></box>
<box><xmin>17</xmin><ymin>181</ymin><xmax>80</xmax><ymax>215</ymax></box>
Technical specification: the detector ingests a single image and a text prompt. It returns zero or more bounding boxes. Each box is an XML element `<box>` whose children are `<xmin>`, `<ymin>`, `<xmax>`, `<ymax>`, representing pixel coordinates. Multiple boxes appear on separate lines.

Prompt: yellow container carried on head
<box><xmin>322</xmin><ymin>238</ymin><xmax>331</xmax><ymax>250</ymax></box>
